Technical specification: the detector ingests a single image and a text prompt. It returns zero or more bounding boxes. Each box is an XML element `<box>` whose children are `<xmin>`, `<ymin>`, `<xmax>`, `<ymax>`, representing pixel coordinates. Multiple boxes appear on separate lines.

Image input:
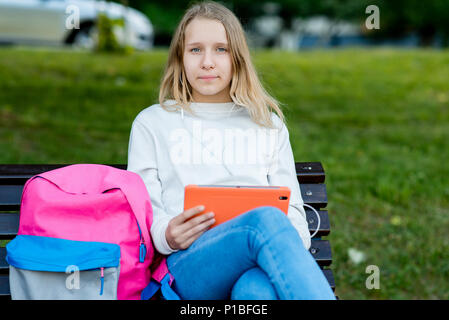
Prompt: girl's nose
<box><xmin>201</xmin><ymin>50</ymin><xmax>215</xmax><ymax>69</ymax></box>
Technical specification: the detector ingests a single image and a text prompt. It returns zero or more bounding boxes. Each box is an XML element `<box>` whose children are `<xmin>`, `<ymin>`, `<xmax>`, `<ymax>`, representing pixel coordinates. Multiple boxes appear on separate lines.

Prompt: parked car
<box><xmin>0</xmin><ymin>0</ymin><xmax>154</xmax><ymax>50</ymax></box>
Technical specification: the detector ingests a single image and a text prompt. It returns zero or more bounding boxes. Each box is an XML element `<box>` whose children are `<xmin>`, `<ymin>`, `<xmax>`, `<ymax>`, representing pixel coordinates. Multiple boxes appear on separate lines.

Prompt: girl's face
<box><xmin>183</xmin><ymin>18</ymin><xmax>233</xmax><ymax>103</ymax></box>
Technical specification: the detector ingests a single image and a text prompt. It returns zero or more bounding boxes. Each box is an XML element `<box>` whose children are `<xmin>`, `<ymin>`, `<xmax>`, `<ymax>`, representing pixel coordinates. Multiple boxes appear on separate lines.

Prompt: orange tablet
<box><xmin>183</xmin><ymin>184</ymin><xmax>291</xmax><ymax>228</ymax></box>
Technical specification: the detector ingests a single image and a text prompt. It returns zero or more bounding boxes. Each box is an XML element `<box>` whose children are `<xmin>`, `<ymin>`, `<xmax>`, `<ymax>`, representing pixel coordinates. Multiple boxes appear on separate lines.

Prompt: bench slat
<box><xmin>0</xmin><ymin>164</ymin><xmax>124</xmax><ymax>179</ymax></box>
<box><xmin>322</xmin><ymin>269</ymin><xmax>335</xmax><ymax>292</ymax></box>
<box><xmin>306</xmin><ymin>209</ymin><xmax>330</xmax><ymax>237</ymax></box>
<box><xmin>0</xmin><ymin>210</ymin><xmax>330</xmax><ymax>240</ymax></box>
<box><xmin>295</xmin><ymin>162</ymin><xmax>325</xmax><ymax>183</ymax></box>
<box><xmin>0</xmin><ymin>275</ymin><xmax>9</xmax><ymax>297</ymax></box>
<box><xmin>0</xmin><ymin>162</ymin><xmax>324</xmax><ymax>184</ymax></box>
<box><xmin>0</xmin><ymin>185</ymin><xmax>23</xmax><ymax>212</ymax></box>
<box><xmin>300</xmin><ymin>184</ymin><xmax>328</xmax><ymax>208</ymax></box>
<box><xmin>0</xmin><ymin>184</ymin><xmax>328</xmax><ymax>211</ymax></box>
<box><xmin>0</xmin><ymin>213</ymin><xmax>19</xmax><ymax>240</ymax></box>
<box><xmin>0</xmin><ymin>247</ymin><xmax>6</xmax><ymax>272</ymax></box>
<box><xmin>309</xmin><ymin>240</ymin><xmax>332</xmax><ymax>267</ymax></box>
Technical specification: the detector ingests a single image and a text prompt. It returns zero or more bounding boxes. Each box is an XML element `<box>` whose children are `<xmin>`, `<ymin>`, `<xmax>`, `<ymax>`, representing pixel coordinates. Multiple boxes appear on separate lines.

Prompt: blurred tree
<box><xmin>283</xmin><ymin>0</ymin><xmax>449</xmax><ymax>46</ymax></box>
<box><xmin>126</xmin><ymin>0</ymin><xmax>449</xmax><ymax>47</ymax></box>
<box><xmin>400</xmin><ymin>0</ymin><xmax>449</xmax><ymax>46</ymax></box>
<box><xmin>127</xmin><ymin>0</ymin><xmax>188</xmax><ymax>45</ymax></box>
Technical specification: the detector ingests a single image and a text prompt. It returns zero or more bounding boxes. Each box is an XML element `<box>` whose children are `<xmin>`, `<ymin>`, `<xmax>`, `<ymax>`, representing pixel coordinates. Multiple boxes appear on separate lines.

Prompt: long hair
<box><xmin>158</xmin><ymin>1</ymin><xmax>286</xmax><ymax>128</ymax></box>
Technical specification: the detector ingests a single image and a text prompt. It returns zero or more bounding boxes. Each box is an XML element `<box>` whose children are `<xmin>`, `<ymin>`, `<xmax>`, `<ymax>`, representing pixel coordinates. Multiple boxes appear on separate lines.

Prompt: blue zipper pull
<box><xmin>100</xmin><ymin>267</ymin><xmax>104</xmax><ymax>295</ymax></box>
<box><xmin>136</xmin><ymin>222</ymin><xmax>146</xmax><ymax>263</ymax></box>
<box><xmin>139</xmin><ymin>239</ymin><xmax>146</xmax><ymax>263</ymax></box>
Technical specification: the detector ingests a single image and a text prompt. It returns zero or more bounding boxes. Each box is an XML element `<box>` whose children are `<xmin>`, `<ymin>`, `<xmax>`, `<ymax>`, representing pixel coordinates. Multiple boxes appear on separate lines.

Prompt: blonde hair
<box><xmin>158</xmin><ymin>1</ymin><xmax>286</xmax><ymax>129</ymax></box>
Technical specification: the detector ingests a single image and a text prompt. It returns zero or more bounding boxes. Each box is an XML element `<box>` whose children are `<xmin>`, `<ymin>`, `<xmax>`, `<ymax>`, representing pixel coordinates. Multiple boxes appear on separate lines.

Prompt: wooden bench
<box><xmin>0</xmin><ymin>162</ymin><xmax>335</xmax><ymax>299</ymax></box>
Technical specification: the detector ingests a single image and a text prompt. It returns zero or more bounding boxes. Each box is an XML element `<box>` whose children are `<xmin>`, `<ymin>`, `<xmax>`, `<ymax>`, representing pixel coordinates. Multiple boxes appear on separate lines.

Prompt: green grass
<box><xmin>1</xmin><ymin>46</ymin><xmax>448</xmax><ymax>299</ymax></box>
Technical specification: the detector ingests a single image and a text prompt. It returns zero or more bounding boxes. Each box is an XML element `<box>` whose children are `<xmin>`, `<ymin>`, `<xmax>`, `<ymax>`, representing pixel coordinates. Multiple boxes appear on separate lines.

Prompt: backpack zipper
<box><xmin>102</xmin><ymin>188</ymin><xmax>147</xmax><ymax>263</ymax></box>
<box><xmin>137</xmin><ymin>223</ymin><xmax>146</xmax><ymax>263</ymax></box>
<box><xmin>99</xmin><ymin>267</ymin><xmax>105</xmax><ymax>295</ymax></box>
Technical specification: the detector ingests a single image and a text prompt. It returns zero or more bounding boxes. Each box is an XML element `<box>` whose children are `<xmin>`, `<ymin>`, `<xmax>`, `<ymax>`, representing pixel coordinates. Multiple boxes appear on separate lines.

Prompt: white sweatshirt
<box><xmin>127</xmin><ymin>100</ymin><xmax>311</xmax><ymax>255</ymax></box>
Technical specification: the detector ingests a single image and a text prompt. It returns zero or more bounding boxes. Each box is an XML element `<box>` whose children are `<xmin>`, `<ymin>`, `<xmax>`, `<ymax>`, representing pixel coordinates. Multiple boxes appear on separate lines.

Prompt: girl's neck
<box><xmin>192</xmin><ymin>98</ymin><xmax>233</xmax><ymax>103</ymax></box>
<box><xmin>192</xmin><ymin>87</ymin><xmax>232</xmax><ymax>103</ymax></box>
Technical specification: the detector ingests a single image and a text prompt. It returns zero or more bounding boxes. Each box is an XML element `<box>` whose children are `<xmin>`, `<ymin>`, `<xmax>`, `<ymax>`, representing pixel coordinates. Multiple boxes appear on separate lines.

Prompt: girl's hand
<box><xmin>165</xmin><ymin>205</ymin><xmax>215</xmax><ymax>250</ymax></box>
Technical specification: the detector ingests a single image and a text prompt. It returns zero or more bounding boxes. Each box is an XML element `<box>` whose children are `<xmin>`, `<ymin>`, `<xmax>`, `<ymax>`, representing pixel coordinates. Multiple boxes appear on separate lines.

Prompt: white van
<box><xmin>0</xmin><ymin>0</ymin><xmax>154</xmax><ymax>50</ymax></box>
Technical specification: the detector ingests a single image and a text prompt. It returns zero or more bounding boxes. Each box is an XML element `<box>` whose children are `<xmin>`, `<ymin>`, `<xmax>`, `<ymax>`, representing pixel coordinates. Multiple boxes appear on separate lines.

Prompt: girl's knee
<box><xmin>231</xmin><ymin>268</ymin><xmax>278</xmax><ymax>300</ymax></box>
<box><xmin>241</xmin><ymin>206</ymin><xmax>292</xmax><ymax>233</ymax></box>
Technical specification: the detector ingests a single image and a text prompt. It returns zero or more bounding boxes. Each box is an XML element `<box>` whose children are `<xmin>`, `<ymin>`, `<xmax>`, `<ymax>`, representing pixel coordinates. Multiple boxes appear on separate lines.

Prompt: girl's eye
<box><xmin>189</xmin><ymin>47</ymin><xmax>227</xmax><ymax>53</ymax></box>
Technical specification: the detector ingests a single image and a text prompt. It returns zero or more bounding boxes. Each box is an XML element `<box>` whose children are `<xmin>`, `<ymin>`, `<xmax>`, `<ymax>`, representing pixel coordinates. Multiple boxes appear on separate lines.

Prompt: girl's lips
<box><xmin>199</xmin><ymin>76</ymin><xmax>218</xmax><ymax>80</ymax></box>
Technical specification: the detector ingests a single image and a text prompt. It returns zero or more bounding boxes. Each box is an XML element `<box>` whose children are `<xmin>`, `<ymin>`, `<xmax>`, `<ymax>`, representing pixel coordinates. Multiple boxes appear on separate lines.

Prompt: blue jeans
<box><xmin>166</xmin><ymin>206</ymin><xmax>336</xmax><ymax>300</ymax></box>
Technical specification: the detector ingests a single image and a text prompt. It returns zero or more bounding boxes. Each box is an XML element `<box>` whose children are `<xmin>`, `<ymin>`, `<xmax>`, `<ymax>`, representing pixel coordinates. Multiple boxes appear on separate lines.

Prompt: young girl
<box><xmin>127</xmin><ymin>1</ymin><xmax>335</xmax><ymax>300</ymax></box>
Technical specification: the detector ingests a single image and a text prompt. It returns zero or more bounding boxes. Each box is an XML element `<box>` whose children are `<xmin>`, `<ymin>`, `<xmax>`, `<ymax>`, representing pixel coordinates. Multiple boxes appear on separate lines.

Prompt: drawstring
<box><xmin>227</xmin><ymin>104</ymin><xmax>236</xmax><ymax>118</ymax></box>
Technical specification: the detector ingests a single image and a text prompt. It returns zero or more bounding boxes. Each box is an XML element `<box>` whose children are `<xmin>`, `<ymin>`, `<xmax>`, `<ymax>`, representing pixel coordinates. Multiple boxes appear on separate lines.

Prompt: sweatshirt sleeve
<box><xmin>267</xmin><ymin>116</ymin><xmax>311</xmax><ymax>250</ymax></box>
<box><xmin>127</xmin><ymin>119</ymin><xmax>179</xmax><ymax>255</ymax></box>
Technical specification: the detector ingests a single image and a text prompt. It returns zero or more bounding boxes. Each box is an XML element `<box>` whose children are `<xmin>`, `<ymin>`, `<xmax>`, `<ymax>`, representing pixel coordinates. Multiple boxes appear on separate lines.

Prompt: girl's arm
<box><xmin>127</xmin><ymin>119</ymin><xmax>178</xmax><ymax>255</ymax></box>
<box><xmin>267</xmin><ymin>116</ymin><xmax>312</xmax><ymax>250</ymax></box>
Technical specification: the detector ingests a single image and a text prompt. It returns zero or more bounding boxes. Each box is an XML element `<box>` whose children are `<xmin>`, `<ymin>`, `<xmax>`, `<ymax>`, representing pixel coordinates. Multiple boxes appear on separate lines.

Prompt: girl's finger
<box><xmin>180</xmin><ymin>205</ymin><xmax>206</xmax><ymax>222</ymax></box>
<box><xmin>179</xmin><ymin>217</ymin><xmax>215</xmax><ymax>249</ymax></box>
<box><xmin>184</xmin><ymin>210</ymin><xmax>214</xmax><ymax>229</ymax></box>
<box><xmin>182</xmin><ymin>215</ymin><xmax>215</xmax><ymax>240</ymax></box>
<box><xmin>171</xmin><ymin>205</ymin><xmax>205</xmax><ymax>225</ymax></box>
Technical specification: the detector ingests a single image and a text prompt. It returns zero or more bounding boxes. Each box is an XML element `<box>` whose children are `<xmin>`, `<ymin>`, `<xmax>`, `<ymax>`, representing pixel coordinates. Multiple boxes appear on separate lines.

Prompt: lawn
<box><xmin>1</xmin><ymin>46</ymin><xmax>448</xmax><ymax>299</ymax></box>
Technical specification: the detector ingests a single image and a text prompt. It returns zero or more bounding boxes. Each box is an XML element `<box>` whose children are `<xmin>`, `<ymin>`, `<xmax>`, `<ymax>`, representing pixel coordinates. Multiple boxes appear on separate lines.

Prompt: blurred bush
<box><xmin>96</xmin><ymin>13</ymin><xmax>133</xmax><ymax>54</ymax></box>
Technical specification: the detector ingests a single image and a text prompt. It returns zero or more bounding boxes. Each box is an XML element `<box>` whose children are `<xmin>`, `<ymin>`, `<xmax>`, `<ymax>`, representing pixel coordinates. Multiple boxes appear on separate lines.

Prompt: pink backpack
<box><xmin>6</xmin><ymin>164</ymin><xmax>176</xmax><ymax>300</ymax></box>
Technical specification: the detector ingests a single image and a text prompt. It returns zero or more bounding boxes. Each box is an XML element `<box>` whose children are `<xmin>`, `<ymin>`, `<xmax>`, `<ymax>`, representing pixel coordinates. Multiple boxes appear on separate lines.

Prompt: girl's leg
<box><xmin>230</xmin><ymin>267</ymin><xmax>278</xmax><ymax>300</ymax></box>
<box><xmin>166</xmin><ymin>206</ymin><xmax>335</xmax><ymax>300</ymax></box>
